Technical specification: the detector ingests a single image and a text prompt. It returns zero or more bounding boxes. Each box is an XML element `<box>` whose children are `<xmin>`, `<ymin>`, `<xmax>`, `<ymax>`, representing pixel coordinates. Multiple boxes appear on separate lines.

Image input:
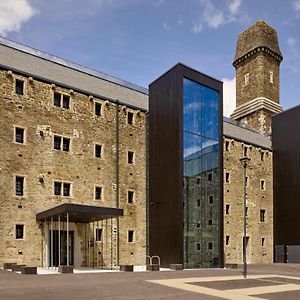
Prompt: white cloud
<box><xmin>292</xmin><ymin>0</ymin><xmax>300</xmax><ymax>11</ymax></box>
<box><xmin>222</xmin><ymin>77</ymin><xmax>236</xmax><ymax>117</ymax></box>
<box><xmin>288</xmin><ymin>37</ymin><xmax>297</xmax><ymax>47</ymax></box>
<box><xmin>191</xmin><ymin>22</ymin><xmax>203</xmax><ymax>34</ymax></box>
<box><xmin>0</xmin><ymin>0</ymin><xmax>36</xmax><ymax>36</ymax></box>
<box><xmin>201</xmin><ymin>0</ymin><xmax>224</xmax><ymax>29</ymax></box>
<box><xmin>163</xmin><ymin>22</ymin><xmax>170</xmax><ymax>31</ymax></box>
<box><xmin>228</xmin><ymin>0</ymin><xmax>242</xmax><ymax>15</ymax></box>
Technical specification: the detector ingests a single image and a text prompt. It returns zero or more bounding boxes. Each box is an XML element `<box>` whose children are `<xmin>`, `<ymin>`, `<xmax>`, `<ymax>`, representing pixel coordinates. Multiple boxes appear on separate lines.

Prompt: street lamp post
<box><xmin>240</xmin><ymin>156</ymin><xmax>250</xmax><ymax>279</ymax></box>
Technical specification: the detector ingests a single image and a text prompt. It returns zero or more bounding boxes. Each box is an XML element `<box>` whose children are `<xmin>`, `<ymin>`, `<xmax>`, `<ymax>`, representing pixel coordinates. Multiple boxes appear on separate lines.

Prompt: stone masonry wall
<box><xmin>0</xmin><ymin>69</ymin><xmax>146</xmax><ymax>267</ymax></box>
<box><xmin>223</xmin><ymin>137</ymin><xmax>273</xmax><ymax>264</ymax></box>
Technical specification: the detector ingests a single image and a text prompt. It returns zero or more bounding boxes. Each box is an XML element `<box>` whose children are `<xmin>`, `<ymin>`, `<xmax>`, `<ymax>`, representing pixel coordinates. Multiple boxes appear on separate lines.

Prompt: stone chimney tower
<box><xmin>230</xmin><ymin>20</ymin><xmax>283</xmax><ymax>136</ymax></box>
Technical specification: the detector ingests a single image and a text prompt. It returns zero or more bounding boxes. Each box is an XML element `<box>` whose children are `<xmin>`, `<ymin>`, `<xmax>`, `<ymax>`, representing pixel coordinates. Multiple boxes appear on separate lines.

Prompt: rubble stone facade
<box><xmin>0</xmin><ymin>68</ymin><xmax>147</xmax><ymax>267</ymax></box>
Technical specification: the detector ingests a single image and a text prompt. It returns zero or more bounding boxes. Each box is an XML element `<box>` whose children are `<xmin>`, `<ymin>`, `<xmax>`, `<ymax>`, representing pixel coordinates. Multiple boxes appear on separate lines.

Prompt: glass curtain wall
<box><xmin>183</xmin><ymin>78</ymin><xmax>220</xmax><ymax>268</ymax></box>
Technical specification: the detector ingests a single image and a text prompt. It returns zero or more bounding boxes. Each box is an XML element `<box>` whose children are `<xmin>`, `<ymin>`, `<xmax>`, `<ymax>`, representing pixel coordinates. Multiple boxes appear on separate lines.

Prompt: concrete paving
<box><xmin>0</xmin><ymin>264</ymin><xmax>300</xmax><ymax>300</ymax></box>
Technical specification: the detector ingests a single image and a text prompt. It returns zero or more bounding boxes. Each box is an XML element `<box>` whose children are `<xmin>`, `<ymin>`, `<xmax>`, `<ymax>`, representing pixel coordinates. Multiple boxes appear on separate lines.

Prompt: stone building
<box><xmin>0</xmin><ymin>20</ymin><xmax>281</xmax><ymax>269</ymax></box>
<box><xmin>223</xmin><ymin>20</ymin><xmax>282</xmax><ymax>264</ymax></box>
<box><xmin>0</xmin><ymin>37</ymin><xmax>148</xmax><ymax>268</ymax></box>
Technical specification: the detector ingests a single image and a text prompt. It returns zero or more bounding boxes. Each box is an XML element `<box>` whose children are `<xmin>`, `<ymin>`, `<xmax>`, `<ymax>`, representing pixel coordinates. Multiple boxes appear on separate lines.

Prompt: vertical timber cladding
<box><xmin>149</xmin><ymin>63</ymin><xmax>223</xmax><ymax>268</ymax></box>
<box><xmin>273</xmin><ymin>106</ymin><xmax>300</xmax><ymax>255</ymax></box>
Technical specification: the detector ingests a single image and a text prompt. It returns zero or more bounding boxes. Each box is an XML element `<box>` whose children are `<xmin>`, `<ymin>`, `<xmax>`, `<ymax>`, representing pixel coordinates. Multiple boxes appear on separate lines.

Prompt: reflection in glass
<box><xmin>183</xmin><ymin>78</ymin><xmax>220</xmax><ymax>268</ymax></box>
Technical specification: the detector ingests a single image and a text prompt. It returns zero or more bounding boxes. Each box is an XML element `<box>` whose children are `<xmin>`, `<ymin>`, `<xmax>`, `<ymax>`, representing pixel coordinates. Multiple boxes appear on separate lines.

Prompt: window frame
<box><xmin>54</xmin><ymin>181</ymin><xmax>72</xmax><ymax>197</ymax></box>
<box><xmin>94</xmin><ymin>186</ymin><xmax>103</xmax><ymax>200</ymax></box>
<box><xmin>14</xmin><ymin>126</ymin><xmax>26</xmax><ymax>144</ymax></box>
<box><xmin>15</xmin><ymin>78</ymin><xmax>25</xmax><ymax>96</ymax></box>
<box><xmin>15</xmin><ymin>224</ymin><xmax>25</xmax><ymax>240</ymax></box>
<box><xmin>53</xmin><ymin>135</ymin><xmax>71</xmax><ymax>152</ymax></box>
<box><xmin>53</xmin><ymin>91</ymin><xmax>71</xmax><ymax>109</ymax></box>
<box><xmin>15</xmin><ymin>175</ymin><xmax>25</xmax><ymax>197</ymax></box>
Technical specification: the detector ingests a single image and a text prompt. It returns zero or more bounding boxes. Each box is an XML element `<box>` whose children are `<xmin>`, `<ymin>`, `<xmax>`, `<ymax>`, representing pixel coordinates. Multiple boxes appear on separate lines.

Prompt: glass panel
<box><xmin>183</xmin><ymin>78</ymin><xmax>220</xmax><ymax>268</ymax></box>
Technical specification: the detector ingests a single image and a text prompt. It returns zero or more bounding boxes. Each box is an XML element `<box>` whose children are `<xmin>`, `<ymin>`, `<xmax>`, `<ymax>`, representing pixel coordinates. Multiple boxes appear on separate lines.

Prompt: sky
<box><xmin>1</xmin><ymin>0</ymin><xmax>300</xmax><ymax>116</ymax></box>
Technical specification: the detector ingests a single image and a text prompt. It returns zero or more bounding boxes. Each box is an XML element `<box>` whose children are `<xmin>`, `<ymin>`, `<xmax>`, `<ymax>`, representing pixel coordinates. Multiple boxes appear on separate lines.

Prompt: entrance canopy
<box><xmin>36</xmin><ymin>203</ymin><xmax>123</xmax><ymax>223</ymax></box>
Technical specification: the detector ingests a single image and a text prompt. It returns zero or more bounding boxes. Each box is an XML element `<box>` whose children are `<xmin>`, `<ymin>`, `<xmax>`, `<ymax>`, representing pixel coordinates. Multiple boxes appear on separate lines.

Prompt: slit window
<box><xmin>196</xmin><ymin>223</ymin><xmax>200</xmax><ymax>228</ymax></box>
<box><xmin>95</xmin><ymin>186</ymin><xmax>102</xmax><ymax>200</ymax></box>
<box><xmin>15</xmin><ymin>127</ymin><xmax>25</xmax><ymax>144</ymax></box>
<box><xmin>260</xmin><ymin>209</ymin><xmax>266</xmax><ymax>222</ymax></box>
<box><xmin>262</xmin><ymin>237</ymin><xmax>265</xmax><ymax>246</ymax></box>
<box><xmin>261</xmin><ymin>179</ymin><xmax>266</xmax><ymax>190</ymax></box>
<box><xmin>96</xmin><ymin>228</ymin><xmax>102</xmax><ymax>241</ymax></box>
<box><xmin>261</xmin><ymin>151</ymin><xmax>265</xmax><ymax>161</ymax></box>
<box><xmin>208</xmin><ymin>219</ymin><xmax>213</xmax><ymax>226</ymax></box>
<box><xmin>95</xmin><ymin>102</ymin><xmax>102</xmax><ymax>116</ymax></box>
<box><xmin>226</xmin><ymin>204</ymin><xmax>230</xmax><ymax>214</ymax></box>
<box><xmin>15</xmin><ymin>176</ymin><xmax>24</xmax><ymax>196</ymax></box>
<box><xmin>225</xmin><ymin>172</ymin><xmax>230</xmax><ymax>183</ymax></box>
<box><xmin>244</xmin><ymin>146</ymin><xmax>248</xmax><ymax>157</ymax></box>
<box><xmin>128</xmin><ymin>151</ymin><xmax>134</xmax><ymax>164</ymax></box>
<box><xmin>270</xmin><ymin>71</ymin><xmax>273</xmax><ymax>83</ymax></box>
<box><xmin>208</xmin><ymin>173</ymin><xmax>213</xmax><ymax>181</ymax></box>
<box><xmin>208</xmin><ymin>242</ymin><xmax>213</xmax><ymax>250</ymax></box>
<box><xmin>244</xmin><ymin>73</ymin><xmax>250</xmax><ymax>85</ymax></box>
<box><xmin>16</xmin><ymin>224</ymin><xmax>24</xmax><ymax>239</ymax></box>
<box><xmin>95</xmin><ymin>144</ymin><xmax>102</xmax><ymax>158</ymax></box>
<box><xmin>127</xmin><ymin>112</ymin><xmax>134</xmax><ymax>125</ymax></box>
<box><xmin>128</xmin><ymin>230</ymin><xmax>134</xmax><ymax>243</ymax></box>
<box><xmin>128</xmin><ymin>191</ymin><xmax>134</xmax><ymax>203</ymax></box>
<box><xmin>196</xmin><ymin>243</ymin><xmax>201</xmax><ymax>251</ymax></box>
<box><xmin>225</xmin><ymin>141</ymin><xmax>230</xmax><ymax>151</ymax></box>
<box><xmin>209</xmin><ymin>195</ymin><xmax>214</xmax><ymax>204</ymax></box>
<box><xmin>15</xmin><ymin>79</ymin><xmax>24</xmax><ymax>96</ymax></box>
<box><xmin>226</xmin><ymin>235</ymin><xmax>230</xmax><ymax>245</ymax></box>
<box><xmin>197</xmin><ymin>199</ymin><xmax>201</xmax><ymax>207</ymax></box>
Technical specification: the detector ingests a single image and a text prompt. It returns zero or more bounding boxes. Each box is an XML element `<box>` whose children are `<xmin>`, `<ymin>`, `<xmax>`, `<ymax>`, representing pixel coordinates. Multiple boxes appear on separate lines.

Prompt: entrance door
<box><xmin>49</xmin><ymin>230</ymin><xmax>74</xmax><ymax>266</ymax></box>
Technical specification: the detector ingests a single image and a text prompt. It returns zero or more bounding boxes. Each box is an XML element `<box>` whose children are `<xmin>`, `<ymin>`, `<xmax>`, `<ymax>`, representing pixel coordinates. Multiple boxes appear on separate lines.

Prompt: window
<box><xmin>260</xmin><ymin>179</ymin><xmax>266</xmax><ymax>190</ymax></box>
<box><xmin>244</xmin><ymin>73</ymin><xmax>250</xmax><ymax>85</ymax></box>
<box><xmin>225</xmin><ymin>141</ymin><xmax>230</xmax><ymax>151</ymax></box>
<box><xmin>53</xmin><ymin>92</ymin><xmax>70</xmax><ymax>108</ymax></box>
<box><xmin>260</xmin><ymin>209</ymin><xmax>266</xmax><ymax>222</ymax></box>
<box><xmin>62</xmin><ymin>138</ymin><xmax>70</xmax><ymax>152</ymax></box>
<box><xmin>15</xmin><ymin>79</ymin><xmax>24</xmax><ymax>96</ymax></box>
<box><xmin>53</xmin><ymin>135</ymin><xmax>70</xmax><ymax>152</ymax></box>
<box><xmin>16</xmin><ymin>224</ymin><xmax>24</xmax><ymax>239</ymax></box>
<box><xmin>208</xmin><ymin>242</ymin><xmax>213</xmax><ymax>250</ymax></box>
<box><xmin>196</xmin><ymin>243</ymin><xmax>201</xmax><ymax>251</ymax></box>
<box><xmin>261</xmin><ymin>151</ymin><xmax>265</xmax><ymax>161</ymax></box>
<box><xmin>63</xmin><ymin>95</ymin><xmax>70</xmax><ymax>109</ymax></box>
<box><xmin>95</xmin><ymin>102</ymin><xmax>102</xmax><ymax>116</ymax></box>
<box><xmin>54</xmin><ymin>136</ymin><xmax>61</xmax><ymax>150</ymax></box>
<box><xmin>96</xmin><ymin>228</ymin><xmax>102</xmax><ymax>241</ymax></box>
<box><xmin>262</xmin><ymin>237</ymin><xmax>265</xmax><ymax>247</ymax></box>
<box><xmin>208</xmin><ymin>173</ymin><xmax>213</xmax><ymax>181</ymax></box>
<box><xmin>127</xmin><ymin>151</ymin><xmax>134</xmax><ymax>164</ymax></box>
<box><xmin>15</xmin><ymin>176</ymin><xmax>24</xmax><ymax>196</ymax></box>
<box><xmin>245</xmin><ymin>176</ymin><xmax>249</xmax><ymax>186</ymax></box>
<box><xmin>95</xmin><ymin>144</ymin><xmax>102</xmax><ymax>158</ymax></box>
<box><xmin>208</xmin><ymin>219</ymin><xmax>213</xmax><ymax>226</ymax></box>
<box><xmin>225</xmin><ymin>172</ymin><xmax>230</xmax><ymax>183</ymax></box>
<box><xmin>95</xmin><ymin>186</ymin><xmax>102</xmax><ymax>200</ymax></box>
<box><xmin>54</xmin><ymin>181</ymin><xmax>71</xmax><ymax>197</ymax></box>
<box><xmin>225</xmin><ymin>204</ymin><xmax>230</xmax><ymax>214</ymax></box>
<box><xmin>127</xmin><ymin>112</ymin><xmax>134</xmax><ymax>125</ymax></box>
<box><xmin>15</xmin><ymin>127</ymin><xmax>25</xmax><ymax>144</ymax></box>
<box><xmin>63</xmin><ymin>183</ymin><xmax>71</xmax><ymax>196</ymax></box>
<box><xmin>128</xmin><ymin>230</ymin><xmax>134</xmax><ymax>243</ymax></box>
<box><xmin>226</xmin><ymin>236</ymin><xmax>230</xmax><ymax>245</ymax></box>
<box><xmin>196</xmin><ymin>223</ymin><xmax>200</xmax><ymax>228</ymax></box>
<box><xmin>270</xmin><ymin>71</ymin><xmax>273</xmax><ymax>83</ymax></box>
<box><xmin>128</xmin><ymin>191</ymin><xmax>134</xmax><ymax>203</ymax></box>
<box><xmin>209</xmin><ymin>195</ymin><xmax>214</xmax><ymax>204</ymax></box>
<box><xmin>197</xmin><ymin>199</ymin><xmax>201</xmax><ymax>207</ymax></box>
<box><xmin>243</xmin><ymin>146</ymin><xmax>248</xmax><ymax>157</ymax></box>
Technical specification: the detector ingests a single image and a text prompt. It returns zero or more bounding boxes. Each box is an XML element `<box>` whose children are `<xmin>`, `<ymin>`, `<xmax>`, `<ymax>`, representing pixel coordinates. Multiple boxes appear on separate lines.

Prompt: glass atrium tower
<box><xmin>149</xmin><ymin>64</ymin><xmax>223</xmax><ymax>268</ymax></box>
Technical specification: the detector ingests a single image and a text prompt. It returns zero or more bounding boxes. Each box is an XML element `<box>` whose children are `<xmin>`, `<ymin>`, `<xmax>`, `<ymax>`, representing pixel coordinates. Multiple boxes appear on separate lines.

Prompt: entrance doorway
<box><xmin>49</xmin><ymin>230</ymin><xmax>74</xmax><ymax>267</ymax></box>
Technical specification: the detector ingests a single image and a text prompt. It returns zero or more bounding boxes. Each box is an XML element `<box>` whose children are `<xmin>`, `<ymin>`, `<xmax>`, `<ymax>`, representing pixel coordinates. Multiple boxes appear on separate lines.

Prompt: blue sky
<box><xmin>1</xmin><ymin>0</ymin><xmax>300</xmax><ymax>116</ymax></box>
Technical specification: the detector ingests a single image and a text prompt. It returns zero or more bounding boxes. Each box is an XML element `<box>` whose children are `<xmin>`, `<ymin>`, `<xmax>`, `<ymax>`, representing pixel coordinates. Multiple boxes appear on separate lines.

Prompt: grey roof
<box><xmin>223</xmin><ymin>117</ymin><xmax>272</xmax><ymax>150</ymax></box>
<box><xmin>0</xmin><ymin>37</ymin><xmax>148</xmax><ymax>110</ymax></box>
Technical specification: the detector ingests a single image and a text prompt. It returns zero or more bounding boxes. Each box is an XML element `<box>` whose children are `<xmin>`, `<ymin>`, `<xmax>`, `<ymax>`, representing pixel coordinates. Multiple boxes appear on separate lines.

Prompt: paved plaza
<box><xmin>1</xmin><ymin>264</ymin><xmax>300</xmax><ymax>299</ymax></box>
